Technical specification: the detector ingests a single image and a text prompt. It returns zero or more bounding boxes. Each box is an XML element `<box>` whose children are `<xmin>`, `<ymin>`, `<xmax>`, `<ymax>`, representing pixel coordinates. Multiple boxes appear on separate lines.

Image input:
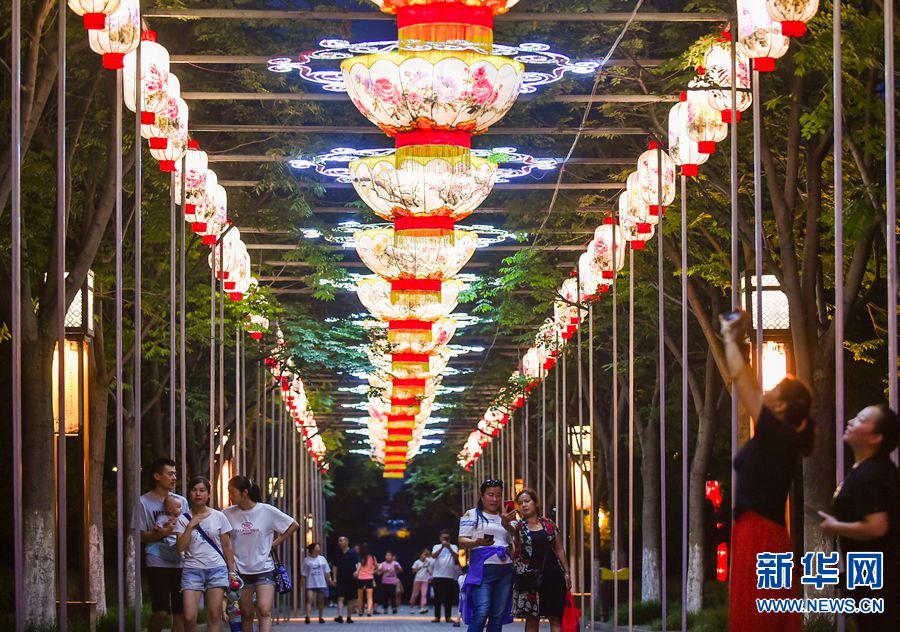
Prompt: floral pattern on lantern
<box><xmin>355</xmin><ymin>227</ymin><xmax>477</xmax><ymax>279</ymax></box>
<box><xmin>636</xmin><ymin>142</ymin><xmax>676</xmax><ymax>212</ymax></box>
<box><xmin>342</xmin><ymin>51</ymin><xmax>523</xmax><ymax>135</ymax></box>
<box><xmin>87</xmin><ymin>0</ymin><xmax>139</xmax><ymax>70</ymax></box>
<box><xmin>147</xmin><ymin>96</ymin><xmax>189</xmax><ymax>172</ymax></box>
<box><xmin>668</xmin><ymin>102</ymin><xmax>709</xmax><ymax>176</ymax></box>
<box><xmin>175</xmin><ymin>143</ymin><xmax>209</xmax><ymax>216</ymax></box>
<box><xmin>765</xmin><ymin>0</ymin><xmax>819</xmax><ymax>38</ymax></box>
<box><xmin>737</xmin><ymin>0</ymin><xmax>790</xmax><ymax>72</ymax></box>
<box><xmin>350</xmin><ymin>150</ymin><xmax>497</xmax><ymax>219</ymax></box>
<box><xmin>684</xmin><ymin>80</ymin><xmax>728</xmax><ymax>154</ymax></box>
<box><xmin>382</xmin><ymin>317</ymin><xmax>457</xmax><ymax>353</ymax></box>
<box><xmin>703</xmin><ymin>42</ymin><xmax>753</xmax><ymax>123</ymax></box>
<box><xmin>124</xmin><ymin>31</ymin><xmax>171</xmax><ymax>117</ymax></box>
<box><xmin>195</xmin><ymin>183</ymin><xmax>228</xmax><ymax>244</ymax></box>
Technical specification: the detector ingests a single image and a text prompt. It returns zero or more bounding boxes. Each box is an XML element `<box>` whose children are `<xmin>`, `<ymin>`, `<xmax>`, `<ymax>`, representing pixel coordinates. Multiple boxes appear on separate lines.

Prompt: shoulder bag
<box><xmin>271</xmin><ymin>547</ymin><xmax>293</xmax><ymax>594</ymax></box>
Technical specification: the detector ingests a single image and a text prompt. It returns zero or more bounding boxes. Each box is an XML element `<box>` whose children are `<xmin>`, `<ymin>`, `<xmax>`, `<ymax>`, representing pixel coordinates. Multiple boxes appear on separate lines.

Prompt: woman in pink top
<box><xmin>377</xmin><ymin>550</ymin><xmax>403</xmax><ymax>614</ymax></box>
<box><xmin>354</xmin><ymin>543</ymin><xmax>378</xmax><ymax>616</ymax></box>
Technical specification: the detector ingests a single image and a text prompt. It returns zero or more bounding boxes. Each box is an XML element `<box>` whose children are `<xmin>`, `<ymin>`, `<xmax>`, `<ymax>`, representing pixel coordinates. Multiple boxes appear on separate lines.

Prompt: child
<box><xmin>376</xmin><ymin>551</ymin><xmax>402</xmax><ymax>614</ymax></box>
<box><xmin>302</xmin><ymin>542</ymin><xmax>333</xmax><ymax>624</ymax></box>
<box><xmin>409</xmin><ymin>549</ymin><xmax>432</xmax><ymax>614</ymax></box>
<box><xmin>454</xmin><ymin>571</ymin><xmax>466</xmax><ymax>628</ymax></box>
<box><xmin>146</xmin><ymin>495</ymin><xmax>182</xmax><ymax>562</ymax></box>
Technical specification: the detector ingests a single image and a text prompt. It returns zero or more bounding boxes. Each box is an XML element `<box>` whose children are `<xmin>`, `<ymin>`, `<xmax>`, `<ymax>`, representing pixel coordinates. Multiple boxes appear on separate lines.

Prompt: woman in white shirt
<box><xmin>458</xmin><ymin>479</ymin><xmax>515</xmax><ymax>632</ymax></box>
<box><xmin>224</xmin><ymin>475</ymin><xmax>299</xmax><ymax>632</ymax></box>
<box><xmin>409</xmin><ymin>549</ymin><xmax>432</xmax><ymax>614</ymax></box>
<box><xmin>302</xmin><ymin>542</ymin><xmax>333</xmax><ymax>624</ymax></box>
<box><xmin>174</xmin><ymin>476</ymin><xmax>237</xmax><ymax>632</ymax></box>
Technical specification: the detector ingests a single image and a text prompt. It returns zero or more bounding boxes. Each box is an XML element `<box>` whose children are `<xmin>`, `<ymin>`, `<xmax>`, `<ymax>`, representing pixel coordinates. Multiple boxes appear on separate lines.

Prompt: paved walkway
<box><xmin>269</xmin><ymin>606</ymin><xmax>539</xmax><ymax>632</ymax></box>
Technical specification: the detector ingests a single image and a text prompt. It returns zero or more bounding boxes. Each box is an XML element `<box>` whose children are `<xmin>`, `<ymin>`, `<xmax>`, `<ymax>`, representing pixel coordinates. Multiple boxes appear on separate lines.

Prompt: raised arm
<box><xmin>720</xmin><ymin>310</ymin><xmax>764</xmax><ymax>422</ymax></box>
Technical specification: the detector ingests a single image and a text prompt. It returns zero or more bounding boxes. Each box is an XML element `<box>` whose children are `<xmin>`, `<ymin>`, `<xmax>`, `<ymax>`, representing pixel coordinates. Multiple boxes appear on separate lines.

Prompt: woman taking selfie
<box><xmin>175</xmin><ymin>476</ymin><xmax>237</xmax><ymax>632</ymax></box>
<box><xmin>458</xmin><ymin>479</ymin><xmax>514</xmax><ymax>632</ymax></box>
<box><xmin>721</xmin><ymin>310</ymin><xmax>815</xmax><ymax>632</ymax></box>
<box><xmin>505</xmin><ymin>488</ymin><xmax>570</xmax><ymax>632</ymax></box>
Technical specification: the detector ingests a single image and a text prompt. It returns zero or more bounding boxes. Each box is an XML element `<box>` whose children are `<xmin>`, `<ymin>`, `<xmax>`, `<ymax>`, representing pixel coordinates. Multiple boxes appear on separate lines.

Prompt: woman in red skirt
<box><xmin>721</xmin><ymin>310</ymin><xmax>815</xmax><ymax>632</ymax></box>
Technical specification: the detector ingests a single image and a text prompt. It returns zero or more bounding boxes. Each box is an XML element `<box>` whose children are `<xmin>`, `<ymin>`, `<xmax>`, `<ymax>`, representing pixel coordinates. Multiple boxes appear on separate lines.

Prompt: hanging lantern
<box><xmin>87</xmin><ymin>0</ymin><xmax>139</xmax><ymax>70</ymax></box>
<box><xmin>342</xmin><ymin>51</ymin><xmax>524</xmax><ymax>136</ymax></box>
<box><xmin>123</xmin><ymin>30</ymin><xmax>171</xmax><ymax>121</ymax></box>
<box><xmin>208</xmin><ymin>229</ymin><xmax>244</xmax><ymax>280</ymax></box>
<box><xmin>67</xmin><ymin>0</ymin><xmax>121</xmax><ymax>30</ymax></box>
<box><xmin>355</xmin><ymin>227</ymin><xmax>477</xmax><ymax>280</ymax></box>
<box><xmin>683</xmin><ymin>80</ymin><xmax>728</xmax><ymax>155</ymax></box>
<box><xmin>668</xmin><ymin>103</ymin><xmax>709</xmax><ymax>177</ymax></box>
<box><xmin>620</xmin><ymin>213</ymin><xmax>656</xmax><ymax>250</ymax></box>
<box><xmin>140</xmin><ymin>75</ymin><xmax>180</xmax><ymax>139</ymax></box>
<box><xmin>635</xmin><ymin>141</ymin><xmax>676</xmax><ymax>214</ymax></box>
<box><xmin>702</xmin><ymin>41</ymin><xmax>753</xmax><ymax>124</ymax></box>
<box><xmin>765</xmin><ymin>0</ymin><xmax>819</xmax><ymax>38</ymax></box>
<box><xmin>357</xmin><ymin>277</ymin><xmax>461</xmax><ymax>320</ymax></box>
<box><xmin>196</xmin><ymin>185</ymin><xmax>228</xmax><ymax>245</ymax></box>
<box><xmin>736</xmin><ymin>0</ymin><xmax>790</xmax><ymax>72</ymax></box>
<box><xmin>387</xmin><ymin>317</ymin><xmax>457</xmax><ymax>352</ymax></box>
<box><xmin>621</xmin><ymin>173</ymin><xmax>657</xmax><ymax>227</ymax></box>
<box><xmin>591</xmin><ymin>223</ymin><xmax>627</xmax><ymax>281</ymax></box>
<box><xmin>147</xmin><ymin>96</ymin><xmax>189</xmax><ymax>172</ymax></box>
<box><xmin>185</xmin><ymin>169</ymin><xmax>216</xmax><ymax>227</ymax></box>
<box><xmin>245</xmin><ymin>313</ymin><xmax>269</xmax><ymax>341</ymax></box>
<box><xmin>175</xmin><ymin>143</ymin><xmax>209</xmax><ymax>216</ymax></box>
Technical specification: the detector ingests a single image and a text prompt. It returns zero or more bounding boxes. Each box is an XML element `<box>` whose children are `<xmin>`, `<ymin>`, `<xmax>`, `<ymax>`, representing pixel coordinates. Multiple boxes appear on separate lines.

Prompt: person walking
<box><xmin>819</xmin><ymin>404</ymin><xmax>900</xmax><ymax>631</ymax></box>
<box><xmin>410</xmin><ymin>549</ymin><xmax>433</xmax><ymax>614</ymax></box>
<box><xmin>377</xmin><ymin>550</ymin><xmax>403</xmax><ymax>614</ymax></box>
<box><xmin>138</xmin><ymin>457</ymin><xmax>189</xmax><ymax>632</ymax></box>
<box><xmin>355</xmin><ymin>543</ymin><xmax>378</xmax><ymax>616</ymax></box>
<box><xmin>302</xmin><ymin>542</ymin><xmax>333</xmax><ymax>624</ymax></box>
<box><xmin>721</xmin><ymin>310</ymin><xmax>815</xmax><ymax>632</ymax></box>
<box><xmin>223</xmin><ymin>475</ymin><xmax>299</xmax><ymax>632</ymax></box>
<box><xmin>174</xmin><ymin>476</ymin><xmax>237</xmax><ymax>632</ymax></box>
<box><xmin>431</xmin><ymin>530</ymin><xmax>460</xmax><ymax>622</ymax></box>
<box><xmin>459</xmin><ymin>479</ymin><xmax>514</xmax><ymax>632</ymax></box>
<box><xmin>505</xmin><ymin>488</ymin><xmax>570</xmax><ymax>632</ymax></box>
<box><xmin>331</xmin><ymin>536</ymin><xmax>359</xmax><ymax>623</ymax></box>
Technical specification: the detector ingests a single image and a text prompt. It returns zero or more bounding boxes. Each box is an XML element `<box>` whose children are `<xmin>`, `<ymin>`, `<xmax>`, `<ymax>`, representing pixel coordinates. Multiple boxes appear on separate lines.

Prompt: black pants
<box><xmin>382</xmin><ymin>584</ymin><xmax>398</xmax><ymax>610</ymax></box>
<box><xmin>432</xmin><ymin>577</ymin><xmax>458</xmax><ymax>621</ymax></box>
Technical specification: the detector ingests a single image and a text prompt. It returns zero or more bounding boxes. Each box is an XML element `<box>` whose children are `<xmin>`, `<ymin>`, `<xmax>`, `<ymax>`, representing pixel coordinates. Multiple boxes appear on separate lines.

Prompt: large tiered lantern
<box><xmin>683</xmin><ymin>81</ymin><xmax>728</xmax><ymax>154</ymax></box>
<box><xmin>67</xmin><ymin>0</ymin><xmax>121</xmax><ymax>30</ymax></box>
<box><xmin>636</xmin><ymin>142</ymin><xmax>676</xmax><ymax>214</ymax></box>
<box><xmin>123</xmin><ymin>30</ymin><xmax>171</xmax><ymax>122</ymax></box>
<box><xmin>668</xmin><ymin>103</ymin><xmax>709</xmax><ymax>176</ymax></box>
<box><xmin>703</xmin><ymin>41</ymin><xmax>753</xmax><ymax>123</ymax></box>
<box><xmin>736</xmin><ymin>0</ymin><xmax>790</xmax><ymax>72</ymax></box>
<box><xmin>87</xmin><ymin>0</ymin><xmax>139</xmax><ymax>70</ymax></box>
<box><xmin>765</xmin><ymin>0</ymin><xmax>819</xmax><ymax>38</ymax></box>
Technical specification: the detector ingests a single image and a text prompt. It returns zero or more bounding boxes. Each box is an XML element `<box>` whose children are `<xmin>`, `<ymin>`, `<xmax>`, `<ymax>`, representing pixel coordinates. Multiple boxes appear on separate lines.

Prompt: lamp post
<box><xmin>51</xmin><ymin>271</ymin><xmax>95</xmax><ymax>624</ymax></box>
<box><xmin>741</xmin><ymin>273</ymin><xmax>792</xmax><ymax>398</ymax></box>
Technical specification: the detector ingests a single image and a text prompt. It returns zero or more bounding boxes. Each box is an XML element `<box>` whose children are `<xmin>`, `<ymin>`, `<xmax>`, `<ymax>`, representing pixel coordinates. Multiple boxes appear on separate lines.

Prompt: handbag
<box><xmin>561</xmin><ymin>592</ymin><xmax>581</xmax><ymax>632</ymax></box>
<box><xmin>271</xmin><ymin>547</ymin><xmax>293</xmax><ymax>595</ymax></box>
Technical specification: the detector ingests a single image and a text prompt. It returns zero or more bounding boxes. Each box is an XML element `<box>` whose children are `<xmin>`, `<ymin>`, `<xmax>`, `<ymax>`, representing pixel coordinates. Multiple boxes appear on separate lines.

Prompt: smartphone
<box><xmin>721</xmin><ymin>309</ymin><xmax>742</xmax><ymax>323</ymax></box>
<box><xmin>503</xmin><ymin>500</ymin><xmax>516</xmax><ymax>513</ymax></box>
<box><xmin>483</xmin><ymin>533</ymin><xmax>495</xmax><ymax>544</ymax></box>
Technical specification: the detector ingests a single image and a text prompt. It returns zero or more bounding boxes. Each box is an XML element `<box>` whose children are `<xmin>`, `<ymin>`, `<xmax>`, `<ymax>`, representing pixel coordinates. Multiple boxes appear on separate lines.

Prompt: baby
<box><xmin>148</xmin><ymin>496</ymin><xmax>182</xmax><ymax>560</ymax></box>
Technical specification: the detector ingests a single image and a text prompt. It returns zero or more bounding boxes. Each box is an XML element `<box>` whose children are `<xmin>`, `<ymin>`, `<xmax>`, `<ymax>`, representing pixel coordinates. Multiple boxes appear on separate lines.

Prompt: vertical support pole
<box><xmin>115</xmin><ymin>68</ymin><xmax>126</xmax><ymax>632</ymax></box>
<box><xmin>218</xmin><ymin>241</ymin><xmax>225</xmax><ymax>503</ymax></box>
<box><xmin>169</xmin><ymin>172</ymin><xmax>176</xmax><ymax>460</ymax></box>
<box><xmin>612</xmin><ymin>215</ymin><xmax>619</xmax><ymax>631</ymax></box>
<box><xmin>56</xmin><ymin>3</ymin><xmax>68</xmax><ymax>627</ymax></box>
<box><xmin>561</xmin><ymin>348</ymin><xmax>568</xmax><ymax>552</ymax></box>
<box><xmin>752</xmin><ymin>70</ymin><xmax>764</xmax><ymax>384</ymax></box>
<box><xmin>628</xmin><ymin>248</ymin><xmax>635</xmax><ymax>630</ymax></box>
<box><xmin>680</xmin><ymin>175</ymin><xmax>688</xmax><ymax>632</ymax></box>
<box><xmin>179</xmin><ymin>161</ymin><xmax>187</xmax><ymax>494</ymax></box>
<box><xmin>292</xmin><ymin>431</ymin><xmax>298</xmax><ymax>613</ymax></box>
<box><xmin>833</xmin><ymin>5</ymin><xmax>846</xmax><ymax>627</ymax></box>
<box><xmin>133</xmin><ymin>37</ymin><xmax>144</xmax><ymax>632</ymax></box>
<box><xmin>729</xmin><ymin>18</ymin><xmax>740</xmax><ymax>516</ymax></box>
<box><xmin>210</xmin><ymin>260</ymin><xmax>216</xmax><ymax>482</ymax></box>
<box><xmin>235</xmin><ymin>328</ymin><xmax>240</xmax><ymax>474</ymax></box>
<box><xmin>555</xmin><ymin>349</ymin><xmax>560</xmax><ymax>520</ymax></box>
<box><xmin>657</xmin><ymin>145</ymin><xmax>668</xmax><ymax>632</ymax></box>
<box><xmin>541</xmin><ymin>376</ymin><xmax>547</xmax><ymax>519</ymax></box>
<box><xmin>524</xmin><ymin>400</ymin><xmax>529</xmax><ymax>487</ymax></box>
<box><xmin>588</xmin><ymin>304</ymin><xmax>596</xmax><ymax>631</ymax></box>
<box><xmin>575</xmin><ymin>274</ymin><xmax>585</xmax><ymax>598</ymax></box>
<box><xmin>10</xmin><ymin>1</ymin><xmax>25</xmax><ymax>625</ymax></box>
<box><xmin>886</xmin><ymin>0</ymin><xmax>898</xmax><ymax>418</ymax></box>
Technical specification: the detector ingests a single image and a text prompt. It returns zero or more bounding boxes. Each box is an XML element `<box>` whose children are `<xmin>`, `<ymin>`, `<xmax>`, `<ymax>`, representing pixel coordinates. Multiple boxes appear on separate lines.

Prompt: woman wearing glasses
<box><xmin>458</xmin><ymin>479</ymin><xmax>515</xmax><ymax>632</ymax></box>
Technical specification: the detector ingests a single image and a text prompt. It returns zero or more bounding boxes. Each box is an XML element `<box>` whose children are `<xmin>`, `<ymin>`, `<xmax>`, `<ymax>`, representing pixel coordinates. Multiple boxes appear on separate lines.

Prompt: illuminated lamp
<box><xmin>636</xmin><ymin>141</ymin><xmax>676</xmax><ymax>214</ymax></box>
<box><xmin>736</xmin><ymin>0</ymin><xmax>790</xmax><ymax>72</ymax></box>
<box><xmin>355</xmin><ymin>227</ymin><xmax>477</xmax><ymax>281</ymax></box>
<box><xmin>683</xmin><ymin>81</ymin><xmax>728</xmax><ymax>155</ymax></box>
<box><xmin>357</xmin><ymin>277</ymin><xmax>461</xmax><ymax>321</ymax></box>
<box><xmin>185</xmin><ymin>169</ymin><xmax>216</xmax><ymax>229</ymax></box>
<box><xmin>67</xmin><ymin>0</ymin><xmax>121</xmax><ymax>30</ymax></box>
<box><xmin>87</xmin><ymin>0</ymin><xmax>139</xmax><ymax>70</ymax></box>
<box><xmin>590</xmin><ymin>224</ymin><xmax>626</xmax><ymax>280</ymax></box>
<box><xmin>341</xmin><ymin>51</ymin><xmax>524</xmax><ymax>136</ymax></box>
<box><xmin>703</xmin><ymin>40</ymin><xmax>753</xmax><ymax>124</ymax></box>
<box><xmin>577</xmin><ymin>252</ymin><xmax>602</xmax><ymax>300</ymax></box>
<box><xmin>123</xmin><ymin>30</ymin><xmax>171</xmax><ymax>121</ymax></box>
<box><xmin>705</xmin><ymin>480</ymin><xmax>723</xmax><ymax>511</ymax></box>
<box><xmin>717</xmin><ymin>543</ymin><xmax>729</xmax><ymax>581</ymax></box>
<box><xmin>668</xmin><ymin>103</ymin><xmax>709</xmax><ymax>177</ymax></box>
<box><xmin>765</xmin><ymin>0</ymin><xmax>819</xmax><ymax>38</ymax></box>
<box><xmin>175</xmin><ymin>142</ymin><xmax>209</xmax><ymax>218</ymax></box>
<box><xmin>147</xmin><ymin>96</ymin><xmax>189</xmax><ymax>172</ymax></box>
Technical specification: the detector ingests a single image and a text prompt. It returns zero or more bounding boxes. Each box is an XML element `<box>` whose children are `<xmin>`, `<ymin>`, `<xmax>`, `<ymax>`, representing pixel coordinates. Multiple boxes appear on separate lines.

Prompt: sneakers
<box><xmin>305</xmin><ymin>616</ymin><xmax>311</xmax><ymax>624</ymax></box>
<box><xmin>432</xmin><ymin>618</ymin><xmax>441</xmax><ymax>623</ymax></box>
<box><xmin>347</xmin><ymin>617</ymin><xmax>355</xmax><ymax>624</ymax></box>
<box><xmin>334</xmin><ymin>616</ymin><xmax>344</xmax><ymax>624</ymax></box>
<box><xmin>420</xmin><ymin>608</ymin><xmax>429</xmax><ymax>614</ymax></box>
<box><xmin>319</xmin><ymin>618</ymin><xmax>326</xmax><ymax>624</ymax></box>
<box><xmin>410</xmin><ymin>609</ymin><xmax>417</xmax><ymax>614</ymax></box>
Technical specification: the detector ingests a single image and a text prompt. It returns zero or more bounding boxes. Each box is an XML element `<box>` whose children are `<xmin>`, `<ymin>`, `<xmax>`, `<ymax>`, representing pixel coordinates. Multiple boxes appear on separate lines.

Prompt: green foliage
<box><xmin>402</xmin><ymin>449</ymin><xmax>466</xmax><ymax>517</ymax></box>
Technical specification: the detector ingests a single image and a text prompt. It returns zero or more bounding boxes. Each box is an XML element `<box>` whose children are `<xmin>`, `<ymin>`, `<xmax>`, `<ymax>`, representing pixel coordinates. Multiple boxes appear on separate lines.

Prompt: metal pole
<box><xmin>729</xmin><ymin>18</ymin><xmax>740</xmax><ymax>518</ymax></box>
<box><xmin>524</xmin><ymin>399</ymin><xmax>529</xmax><ymax>487</ymax></box>
<box><xmin>612</xmin><ymin>216</ymin><xmax>619</xmax><ymax>631</ymax></box>
<box><xmin>115</xmin><ymin>68</ymin><xmax>126</xmax><ymax>632</ymax></box>
<box><xmin>541</xmin><ymin>376</ymin><xmax>547</xmax><ymax>515</ymax></box>
<box><xmin>241</xmin><ymin>328</ymin><xmax>247</xmax><ymax>470</ymax></box>
<box><xmin>210</xmin><ymin>261</ymin><xmax>215</xmax><ymax>481</ymax></box>
<box><xmin>555</xmin><ymin>347</ymin><xmax>560</xmax><ymax>521</ymax></box>
<box><xmin>235</xmin><ymin>327</ymin><xmax>241</xmax><ymax>473</ymax></box>
<box><xmin>561</xmin><ymin>348</ymin><xmax>568</xmax><ymax>550</ymax></box>
<box><xmin>752</xmin><ymin>70</ymin><xmax>764</xmax><ymax>385</ymax></box>
<box><xmin>169</xmin><ymin>172</ymin><xmax>176</xmax><ymax>460</ymax></box>
<box><xmin>218</xmin><ymin>241</ymin><xmax>225</xmax><ymax>505</ymax></box>
<box><xmin>292</xmin><ymin>432</ymin><xmax>298</xmax><ymax>612</ymax></box>
<box><xmin>179</xmin><ymin>166</ymin><xmax>187</xmax><ymax>493</ymax></box>
<box><xmin>588</xmin><ymin>303</ymin><xmax>596</xmax><ymax>631</ymax></box>
<box><xmin>628</xmin><ymin>248</ymin><xmax>634</xmax><ymax>630</ymax></box>
<box><xmin>680</xmin><ymin>175</ymin><xmax>688</xmax><ymax>632</ymax></box>
<box><xmin>133</xmin><ymin>37</ymin><xmax>144</xmax><ymax>632</ymax></box>
<box><xmin>10</xmin><ymin>0</ymin><xmax>25</xmax><ymax>625</ymax></box>
<box><xmin>834</xmin><ymin>3</ymin><xmax>847</xmax><ymax>625</ymax></box>
<box><xmin>56</xmin><ymin>3</ymin><xmax>68</xmax><ymax>626</ymax></box>
<box><xmin>576</xmin><ymin>273</ymin><xmax>585</xmax><ymax>598</ymax></box>
<box><xmin>657</xmin><ymin>145</ymin><xmax>668</xmax><ymax>632</ymax></box>
<box><xmin>886</xmin><ymin>0</ymin><xmax>898</xmax><ymax>417</ymax></box>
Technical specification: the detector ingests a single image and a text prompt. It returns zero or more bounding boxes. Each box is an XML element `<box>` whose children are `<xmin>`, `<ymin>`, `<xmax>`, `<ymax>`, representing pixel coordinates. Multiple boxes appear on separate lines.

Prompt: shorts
<box><xmin>181</xmin><ymin>566</ymin><xmax>230</xmax><ymax>592</ymax></box>
<box><xmin>147</xmin><ymin>566</ymin><xmax>184</xmax><ymax>615</ymax></box>
<box><xmin>239</xmin><ymin>570</ymin><xmax>277</xmax><ymax>587</ymax></box>
<box><xmin>338</xmin><ymin>583</ymin><xmax>358</xmax><ymax>601</ymax></box>
<box><xmin>307</xmin><ymin>587</ymin><xmax>326</xmax><ymax>593</ymax></box>
<box><xmin>356</xmin><ymin>578</ymin><xmax>375</xmax><ymax>590</ymax></box>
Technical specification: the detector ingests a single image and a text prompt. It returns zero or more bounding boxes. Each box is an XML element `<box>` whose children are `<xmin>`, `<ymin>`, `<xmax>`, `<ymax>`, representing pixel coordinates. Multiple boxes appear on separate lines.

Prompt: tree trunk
<box><xmin>88</xmin><ymin>316</ymin><xmax>109</xmax><ymax>615</ymax></box>
<box><xmin>638</xmin><ymin>414</ymin><xmax>661</xmax><ymax>603</ymax></box>
<box><xmin>22</xmin><ymin>333</ymin><xmax>57</xmax><ymax>626</ymax></box>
